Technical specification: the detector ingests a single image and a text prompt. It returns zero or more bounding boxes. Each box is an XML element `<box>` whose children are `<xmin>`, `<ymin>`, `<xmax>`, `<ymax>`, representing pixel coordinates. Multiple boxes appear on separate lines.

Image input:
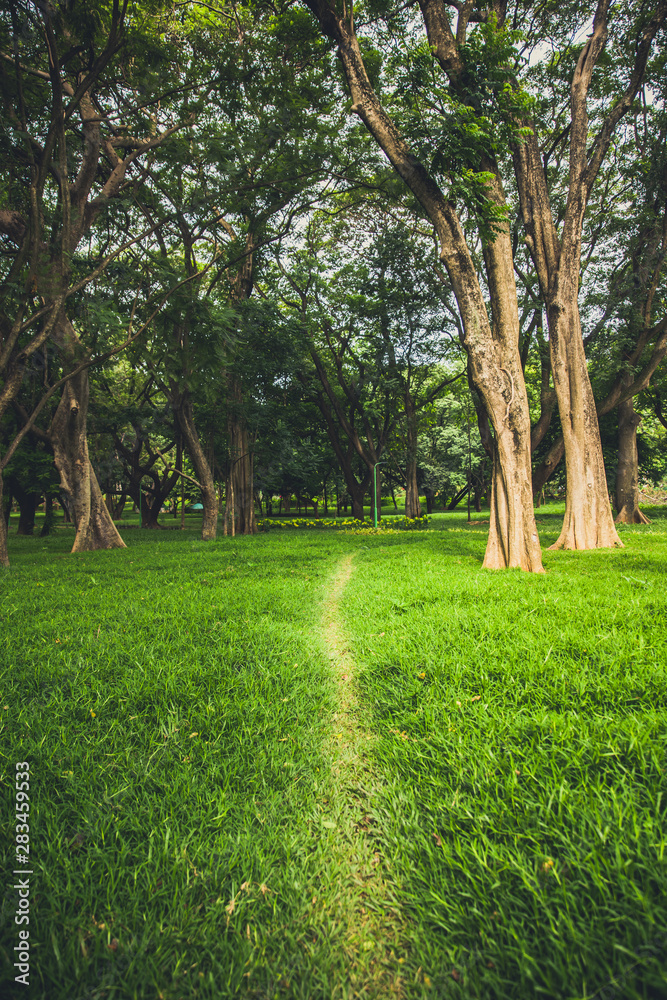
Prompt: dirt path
<box><xmin>319</xmin><ymin>553</ymin><xmax>404</xmax><ymax>998</ymax></box>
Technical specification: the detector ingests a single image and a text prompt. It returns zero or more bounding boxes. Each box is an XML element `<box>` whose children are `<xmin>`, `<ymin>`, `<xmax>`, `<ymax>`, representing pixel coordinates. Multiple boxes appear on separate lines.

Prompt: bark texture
<box><xmin>177</xmin><ymin>395</ymin><xmax>218</xmax><ymax>540</ymax></box>
<box><xmin>49</xmin><ymin>368</ymin><xmax>126</xmax><ymax>553</ymax></box>
<box><xmin>226</xmin><ymin>377</ymin><xmax>255</xmax><ymax>535</ymax></box>
<box><xmin>545</xmin><ymin>279</ymin><xmax>621</xmax><ymax>549</ymax></box>
<box><xmin>512</xmin><ymin>1</ymin><xmax>665</xmax><ymax>546</ymax></box>
<box><xmin>615</xmin><ymin>397</ymin><xmax>650</xmax><ymax>524</ymax></box>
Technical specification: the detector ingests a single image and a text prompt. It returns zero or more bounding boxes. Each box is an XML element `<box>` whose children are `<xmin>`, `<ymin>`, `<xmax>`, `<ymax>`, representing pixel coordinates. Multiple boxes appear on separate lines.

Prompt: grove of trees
<box><xmin>1</xmin><ymin>0</ymin><xmax>665</xmax><ymax>571</ymax></box>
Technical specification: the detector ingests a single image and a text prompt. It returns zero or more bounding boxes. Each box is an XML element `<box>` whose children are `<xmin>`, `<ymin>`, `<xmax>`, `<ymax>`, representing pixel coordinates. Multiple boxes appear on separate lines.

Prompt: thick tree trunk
<box><xmin>47</xmin><ymin>314</ymin><xmax>125</xmax><ymax>552</ymax></box>
<box><xmin>405</xmin><ymin>461</ymin><xmax>421</xmax><ymax>518</ymax></box>
<box><xmin>484</xmin><ymin>424</ymin><xmax>542</xmax><ymax>571</ymax></box>
<box><xmin>546</xmin><ymin>286</ymin><xmax>621</xmax><ymax>550</ymax></box>
<box><xmin>50</xmin><ymin>371</ymin><xmax>126</xmax><ymax>553</ymax></box>
<box><xmin>615</xmin><ymin>397</ymin><xmax>650</xmax><ymax>524</ymax></box>
<box><xmin>17</xmin><ymin>494</ymin><xmax>39</xmax><ymax>535</ymax></box>
<box><xmin>176</xmin><ymin>396</ymin><xmax>217</xmax><ymax>541</ymax></box>
<box><xmin>301</xmin><ymin>1</ymin><xmax>543</xmax><ymax>571</ymax></box>
<box><xmin>11</xmin><ymin>479</ymin><xmax>39</xmax><ymax>535</ymax></box>
<box><xmin>342</xmin><ymin>480</ymin><xmax>366</xmax><ymax>520</ymax></box>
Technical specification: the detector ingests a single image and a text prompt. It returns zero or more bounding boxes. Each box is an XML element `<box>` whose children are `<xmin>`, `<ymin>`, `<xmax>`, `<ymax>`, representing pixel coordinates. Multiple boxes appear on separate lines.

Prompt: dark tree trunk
<box><xmin>226</xmin><ymin>376</ymin><xmax>255</xmax><ymax>535</ymax></box>
<box><xmin>14</xmin><ymin>483</ymin><xmax>39</xmax><ymax>535</ymax></box>
<box><xmin>405</xmin><ymin>396</ymin><xmax>422</xmax><ymax>518</ymax></box>
<box><xmin>177</xmin><ymin>394</ymin><xmax>217</xmax><ymax>541</ymax></box>
<box><xmin>105</xmin><ymin>492</ymin><xmax>127</xmax><ymax>521</ymax></box>
<box><xmin>532</xmin><ymin>438</ymin><xmax>566</xmax><ymax>498</ymax></box>
<box><xmin>40</xmin><ymin>495</ymin><xmax>55</xmax><ymax>536</ymax></box>
<box><xmin>0</xmin><ymin>475</ymin><xmax>9</xmax><ymax>567</ymax></box>
<box><xmin>349</xmin><ymin>483</ymin><xmax>365</xmax><ymax>520</ymax></box>
<box><xmin>447</xmin><ymin>484</ymin><xmax>470</xmax><ymax>511</ymax></box>
<box><xmin>615</xmin><ymin>397</ymin><xmax>651</xmax><ymax>524</ymax></box>
<box><xmin>49</xmin><ymin>366</ymin><xmax>126</xmax><ymax>553</ymax></box>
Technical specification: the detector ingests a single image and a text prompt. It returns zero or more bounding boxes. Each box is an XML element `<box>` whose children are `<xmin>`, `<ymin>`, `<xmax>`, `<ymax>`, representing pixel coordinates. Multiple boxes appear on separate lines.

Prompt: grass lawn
<box><xmin>1</xmin><ymin>504</ymin><xmax>666</xmax><ymax>999</ymax></box>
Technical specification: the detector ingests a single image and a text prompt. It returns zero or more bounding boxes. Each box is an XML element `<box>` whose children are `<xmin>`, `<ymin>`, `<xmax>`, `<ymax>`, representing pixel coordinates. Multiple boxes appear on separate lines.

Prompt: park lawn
<box><xmin>0</xmin><ymin>504</ymin><xmax>665</xmax><ymax>999</ymax></box>
<box><xmin>0</xmin><ymin>527</ymin><xmax>380</xmax><ymax>999</ymax></box>
<box><xmin>343</xmin><ymin>506</ymin><xmax>667</xmax><ymax>999</ymax></box>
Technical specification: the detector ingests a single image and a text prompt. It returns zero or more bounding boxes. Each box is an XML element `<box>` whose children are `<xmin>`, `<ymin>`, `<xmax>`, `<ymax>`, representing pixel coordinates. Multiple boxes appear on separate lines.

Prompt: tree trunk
<box><xmin>177</xmin><ymin>395</ymin><xmax>217</xmax><ymax>541</ymax></box>
<box><xmin>49</xmin><ymin>370</ymin><xmax>126</xmax><ymax>553</ymax></box>
<box><xmin>40</xmin><ymin>494</ymin><xmax>55</xmax><ymax>537</ymax></box>
<box><xmin>546</xmin><ymin>285</ymin><xmax>621</xmax><ymax>549</ymax></box>
<box><xmin>350</xmin><ymin>484</ymin><xmax>365</xmax><ymax>520</ymax></box>
<box><xmin>483</xmin><ymin>427</ymin><xmax>542</xmax><ymax>570</ymax></box>
<box><xmin>226</xmin><ymin>376</ymin><xmax>255</xmax><ymax>535</ymax></box>
<box><xmin>405</xmin><ymin>396</ymin><xmax>422</xmax><ymax>518</ymax></box>
<box><xmin>302</xmin><ymin>1</ymin><xmax>543</xmax><ymax>571</ymax></box>
<box><xmin>10</xmin><ymin>478</ymin><xmax>39</xmax><ymax>536</ymax></box>
<box><xmin>615</xmin><ymin>397</ymin><xmax>650</xmax><ymax>524</ymax></box>
<box><xmin>0</xmin><ymin>475</ymin><xmax>9</xmax><ymax>567</ymax></box>
<box><xmin>532</xmin><ymin>438</ymin><xmax>565</xmax><ymax>498</ymax></box>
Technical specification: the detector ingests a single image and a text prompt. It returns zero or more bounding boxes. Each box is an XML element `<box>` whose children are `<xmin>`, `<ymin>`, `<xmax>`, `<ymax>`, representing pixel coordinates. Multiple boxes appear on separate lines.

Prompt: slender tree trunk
<box><xmin>405</xmin><ymin>396</ymin><xmax>422</xmax><ymax>518</ymax></box>
<box><xmin>532</xmin><ymin>438</ymin><xmax>566</xmax><ymax>498</ymax></box>
<box><xmin>0</xmin><ymin>475</ymin><xmax>9</xmax><ymax>567</ymax></box>
<box><xmin>615</xmin><ymin>397</ymin><xmax>650</xmax><ymax>524</ymax></box>
<box><xmin>40</xmin><ymin>494</ymin><xmax>55</xmax><ymax>536</ymax></box>
<box><xmin>226</xmin><ymin>376</ymin><xmax>255</xmax><ymax>535</ymax></box>
<box><xmin>177</xmin><ymin>395</ymin><xmax>217</xmax><ymax>541</ymax></box>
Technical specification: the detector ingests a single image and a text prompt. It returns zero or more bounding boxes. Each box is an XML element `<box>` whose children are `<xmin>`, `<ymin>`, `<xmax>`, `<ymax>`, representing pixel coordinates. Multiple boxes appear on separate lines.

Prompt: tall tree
<box><xmin>300</xmin><ymin>0</ymin><xmax>544</xmax><ymax>569</ymax></box>
<box><xmin>0</xmin><ymin>0</ymin><xmax>196</xmax><ymax>563</ymax></box>
<box><xmin>513</xmin><ymin>0</ymin><xmax>666</xmax><ymax>547</ymax></box>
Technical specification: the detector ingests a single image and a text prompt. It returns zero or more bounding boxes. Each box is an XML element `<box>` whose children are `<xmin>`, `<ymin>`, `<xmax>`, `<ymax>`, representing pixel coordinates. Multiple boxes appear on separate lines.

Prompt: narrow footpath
<box><xmin>318</xmin><ymin>552</ymin><xmax>405</xmax><ymax>998</ymax></box>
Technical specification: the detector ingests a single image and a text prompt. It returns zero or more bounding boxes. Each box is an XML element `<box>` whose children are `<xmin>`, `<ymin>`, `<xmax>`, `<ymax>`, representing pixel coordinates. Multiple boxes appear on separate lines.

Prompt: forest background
<box><xmin>0</xmin><ymin>0</ymin><xmax>666</xmax><ymax>572</ymax></box>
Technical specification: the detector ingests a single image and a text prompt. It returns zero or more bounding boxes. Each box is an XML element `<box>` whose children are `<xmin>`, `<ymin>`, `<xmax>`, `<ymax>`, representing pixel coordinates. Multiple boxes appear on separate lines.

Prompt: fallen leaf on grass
<box><xmin>432</xmin><ymin>833</ymin><xmax>442</xmax><ymax>847</ymax></box>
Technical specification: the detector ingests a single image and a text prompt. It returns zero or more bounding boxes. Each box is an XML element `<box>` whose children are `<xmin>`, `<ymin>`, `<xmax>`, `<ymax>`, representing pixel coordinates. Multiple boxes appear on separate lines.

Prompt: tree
<box><xmin>0</xmin><ymin>0</ymin><xmax>197</xmax><ymax>564</ymax></box>
<box><xmin>515</xmin><ymin>0</ymin><xmax>666</xmax><ymax>544</ymax></box>
<box><xmin>301</xmin><ymin>0</ymin><xmax>544</xmax><ymax>569</ymax></box>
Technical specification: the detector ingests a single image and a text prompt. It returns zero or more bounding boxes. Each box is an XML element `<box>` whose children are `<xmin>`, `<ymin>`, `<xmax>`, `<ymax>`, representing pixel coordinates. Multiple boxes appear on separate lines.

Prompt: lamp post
<box><xmin>373</xmin><ymin>461</ymin><xmax>388</xmax><ymax>528</ymax></box>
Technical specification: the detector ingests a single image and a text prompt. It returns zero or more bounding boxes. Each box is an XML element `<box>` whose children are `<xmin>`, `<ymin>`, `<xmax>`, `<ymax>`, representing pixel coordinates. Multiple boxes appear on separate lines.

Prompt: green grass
<box><xmin>342</xmin><ymin>506</ymin><xmax>667</xmax><ymax>999</ymax></box>
<box><xmin>1</xmin><ymin>505</ymin><xmax>666</xmax><ymax>999</ymax></box>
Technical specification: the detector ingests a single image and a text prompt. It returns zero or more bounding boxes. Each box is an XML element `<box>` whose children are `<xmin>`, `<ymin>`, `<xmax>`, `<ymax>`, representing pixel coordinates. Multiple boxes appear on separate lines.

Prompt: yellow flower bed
<box><xmin>256</xmin><ymin>517</ymin><xmax>429</xmax><ymax>531</ymax></box>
